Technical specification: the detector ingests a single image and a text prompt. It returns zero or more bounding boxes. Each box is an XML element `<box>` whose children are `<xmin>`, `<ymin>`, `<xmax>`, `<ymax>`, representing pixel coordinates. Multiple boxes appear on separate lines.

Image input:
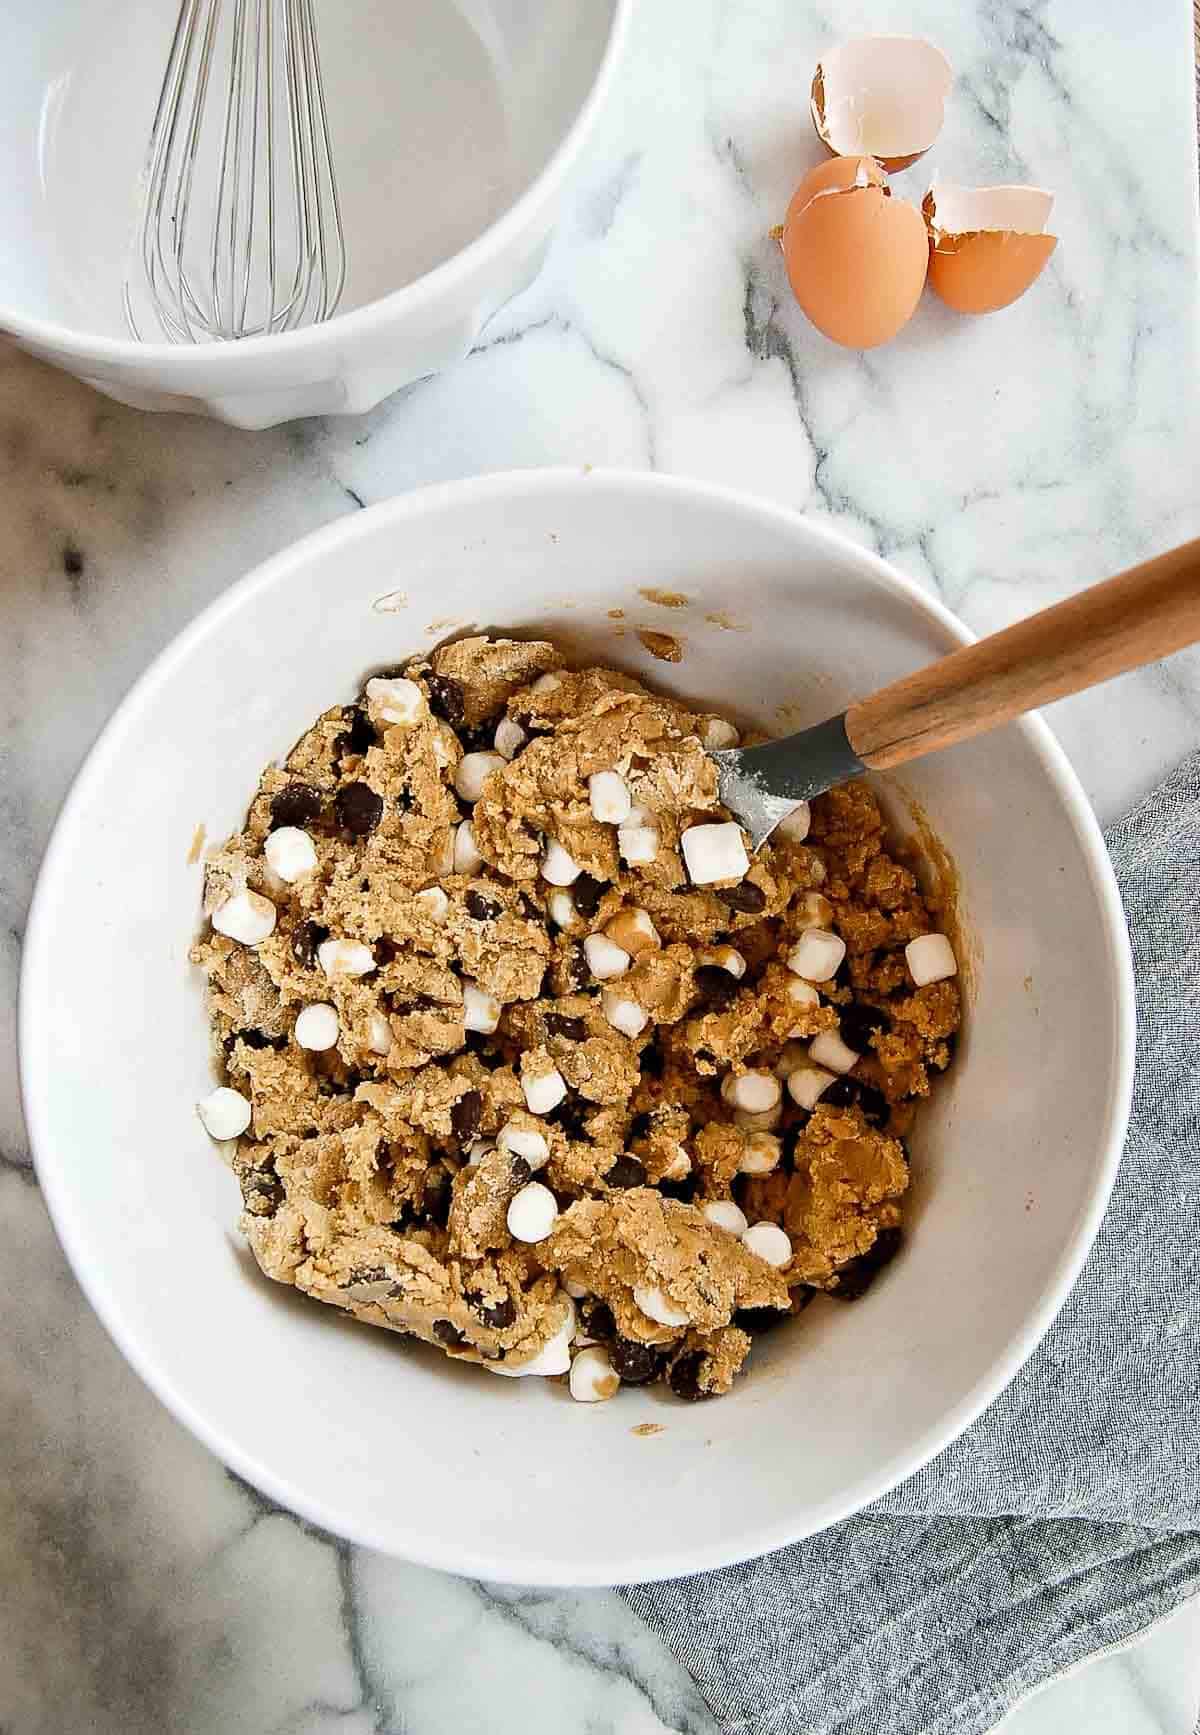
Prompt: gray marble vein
<box><xmin>1</xmin><ymin>0</ymin><xmax>1199</xmax><ymax>1730</ymax></box>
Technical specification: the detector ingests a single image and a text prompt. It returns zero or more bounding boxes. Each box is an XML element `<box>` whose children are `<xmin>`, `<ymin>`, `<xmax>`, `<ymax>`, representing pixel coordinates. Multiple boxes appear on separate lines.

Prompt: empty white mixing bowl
<box><xmin>1</xmin><ymin>0</ymin><xmax>628</xmax><ymax>426</ymax></box>
<box><xmin>20</xmin><ymin>470</ymin><xmax>1133</xmax><ymax>1584</ymax></box>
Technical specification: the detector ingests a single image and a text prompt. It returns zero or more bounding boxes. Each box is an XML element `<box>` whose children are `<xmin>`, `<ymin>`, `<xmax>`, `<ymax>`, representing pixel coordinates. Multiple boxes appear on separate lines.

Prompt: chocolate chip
<box><xmin>839</xmin><ymin>1002</ymin><xmax>890</xmax><ymax>1051</ymax></box>
<box><xmin>821</xmin><ymin>1076</ymin><xmax>890</xmax><ymax>1129</ymax></box>
<box><xmin>561</xmin><ymin>943</ymin><xmax>588</xmax><ymax>991</ymax></box>
<box><xmin>450</xmin><ymin>1090</ymin><xmax>483</xmax><ymax>1142</ymax></box>
<box><xmin>779</xmin><ymin>1120</ymin><xmax>808</xmax><ymax>1171</ymax></box>
<box><xmin>551</xmin><ymin>1098</ymin><xmax>592</xmax><ymax>1140</ymax></box>
<box><xmin>639</xmin><ymin>1043</ymin><xmax>665</xmax><ymax>1079</ymax></box>
<box><xmin>610</xmin><ymin>1337</ymin><xmax>664</xmax><ymax>1385</ymax></box>
<box><xmin>335</xmin><ymin>781</ymin><xmax>384</xmax><ymax>837</ymax></box>
<box><xmin>291</xmin><ymin>920</ymin><xmax>329</xmax><ymax>968</ymax></box>
<box><xmin>518</xmin><ymin>893</ymin><xmax>541</xmax><ymax>922</ymax></box>
<box><xmin>657</xmin><ymin>1170</ymin><xmax>698</xmax><ymax>1203</ymax></box>
<box><xmin>509</xmin><ymin>1155</ymin><xmax>533</xmax><ymax>1187</ymax></box>
<box><xmin>545</xmin><ymin>1012</ymin><xmax>588</xmax><ymax>1041</ymax></box>
<box><xmin>579</xmin><ymin>1298</ymin><xmax>616</xmax><ymax>1340</ymax></box>
<box><xmin>628</xmin><ymin>1111</ymin><xmax>652</xmax><ymax>1140</ymax></box>
<box><xmin>604</xmin><ymin>1154</ymin><xmax>646</xmax><ymax>1190</ymax></box>
<box><xmin>715</xmin><ymin>881</ymin><xmax>766</xmax><ymax>914</ymax></box>
<box><xmin>347</xmin><ymin>1265</ymin><xmax>389</xmax><ymax>1287</ymax></box>
<box><xmin>692</xmin><ymin>965</ymin><xmax>738</xmax><ymax>1010</ymax></box>
<box><xmin>733</xmin><ymin>1305</ymin><xmax>789</xmax><ymax>1335</ymax></box>
<box><xmin>465</xmin><ymin>890</ymin><xmax>502</xmax><ymax>922</ymax></box>
<box><xmin>269</xmin><ymin>782</ymin><xmax>324</xmax><ymax>830</ymax></box>
<box><xmin>229</xmin><ymin>1028</ymin><xmax>287</xmax><ymax>1051</ymax></box>
<box><xmin>572</xmin><ymin>874</ymin><xmax>604</xmax><ymax>919</ymax></box>
<box><xmin>468</xmin><ymin>1291</ymin><xmax>516</xmax><ymax>1330</ymax></box>
<box><xmin>335</xmin><ymin>706</ymin><xmax>377</xmax><ymax>759</ymax></box>
<box><xmin>424</xmin><ymin>672</ymin><xmax>465</xmax><ymax>727</ymax></box>
<box><xmin>375</xmin><ymin>936</ymin><xmax>398</xmax><ymax>966</ymax></box>
<box><xmin>833</xmin><ymin>1226</ymin><xmax>903</xmax><ymax>1300</ymax></box>
<box><xmin>432</xmin><ymin>1318</ymin><xmax>464</xmax><ymax>1346</ymax></box>
<box><xmin>667</xmin><ymin>1349</ymin><xmax>712</xmax><ymax>1402</ymax></box>
<box><xmin>388</xmin><ymin>1203</ymin><xmax>419</xmax><ymax>1232</ymax></box>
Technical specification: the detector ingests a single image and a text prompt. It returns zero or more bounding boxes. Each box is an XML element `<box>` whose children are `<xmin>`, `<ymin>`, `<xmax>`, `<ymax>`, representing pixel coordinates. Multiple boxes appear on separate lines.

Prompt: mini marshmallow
<box><xmin>486</xmin><ymin>1296</ymin><xmax>575</xmax><ymax>1377</ymax></box>
<box><xmin>738</xmin><ymin>1131</ymin><xmax>783</xmax><ymax>1175</ymax></box>
<box><xmin>681</xmin><ymin>821</ymin><xmax>750</xmax><ymax>886</ymax></box>
<box><xmin>720</xmin><ymin>1070</ymin><xmax>781</xmax><ymax>1115</ymax></box>
<box><xmin>787</xmin><ymin>977</ymin><xmax>821</xmax><ymax>1011</ymax></box>
<box><xmin>602</xmin><ymin>991</ymin><xmax>649</xmax><ymax>1038</ymax></box>
<box><xmin>775</xmin><ymin>801</ymin><xmax>811</xmax><ymax>843</ymax></box>
<box><xmin>633</xmin><ymin>1284</ymin><xmax>691</xmax><ymax>1328</ymax></box>
<box><xmin>569</xmin><ymin>1345</ymin><xmax>621</xmax><ymax>1403</ymax></box>
<box><xmin>521</xmin><ymin>1065</ymin><xmax>567</xmax><ymax>1116</ymax></box>
<box><xmin>906</xmin><ymin>933</ymin><xmax>958</xmax><ymax>986</ymax></box>
<box><xmin>741</xmin><ymin>1221</ymin><xmax>793</xmax><ymax>1269</ymax></box>
<box><xmin>365</xmin><ymin>675</ymin><xmax>426</xmax><ymax>727</ymax></box>
<box><xmin>197</xmin><ymin>1085</ymin><xmax>252</xmax><ymax>1140</ymax></box>
<box><xmin>294</xmin><ymin>1003</ymin><xmax>339</xmax><ymax>1051</ymax></box>
<box><xmin>734</xmin><ymin>1102</ymin><xmax>783</xmax><ymax>1132</ymax></box>
<box><xmin>264</xmin><ymin>826</ymin><xmax>318</xmax><ymax>883</ymax></box>
<box><xmin>464</xmin><ymin>1138</ymin><xmax>494</xmax><ymax>1166</ymax></box>
<box><xmin>697</xmin><ymin>945</ymin><xmax>747</xmax><ymax>978</ymax></box>
<box><xmin>562</xmin><ymin>1275</ymin><xmax>590</xmax><ymax>1300</ymax></box>
<box><xmin>661</xmin><ymin>1144</ymin><xmax>692</xmax><ymax>1182</ymax></box>
<box><xmin>453</xmin><ymin>820</ymin><xmax>483</xmax><ymax>875</ymax></box>
<box><xmin>584</xmin><ymin>933</ymin><xmax>630</xmax><ymax>980</ymax></box>
<box><xmin>773</xmin><ymin>1039</ymin><xmax>812</xmax><ymax>1077</ymax></box>
<box><xmin>787</xmin><ymin>1065</ymin><xmax>836</xmax><ymax>1110</ymax></box>
<box><xmin>541</xmin><ymin>839</ymin><xmax>582</xmax><ymax>886</ymax></box>
<box><xmin>506</xmin><ymin>1181</ymin><xmax>559</xmax><ymax>1243</ymax></box>
<box><xmin>498</xmin><ymin>1123</ymin><xmax>550</xmax><ymax>1170</ymax></box>
<box><xmin>454</xmin><ymin>751</ymin><xmax>505</xmax><ymax>803</ymax></box>
<box><xmin>588</xmin><ymin>770</ymin><xmax>633</xmax><ymax>825</ymax></box>
<box><xmin>414</xmin><ymin>885</ymin><xmax>450</xmax><ymax>923</ymax></box>
<box><xmin>494</xmin><ymin>716</ymin><xmax>527</xmax><ymax>760</ymax></box>
<box><xmin>604</xmin><ymin>907</ymin><xmax>660</xmax><ymax>956</ymax></box>
<box><xmin>547</xmin><ymin>889</ymin><xmax>577</xmax><ymax>928</ymax></box>
<box><xmin>799</xmin><ymin>892</ymin><xmax>834</xmax><ymax>928</ymax></box>
<box><xmin>368</xmin><ymin>1011</ymin><xmax>393</xmax><ymax>1055</ymax></box>
<box><xmin>212</xmin><ymin>888</ymin><xmax>277</xmax><ymax>945</ymax></box>
<box><xmin>700</xmin><ymin>716</ymin><xmax>739</xmax><ymax>749</ymax></box>
<box><xmin>531</xmin><ymin>672</ymin><xmax>562</xmax><ymax>694</ymax></box>
<box><xmin>618</xmin><ymin>824</ymin><xmax>659</xmax><ymax>866</ymax></box>
<box><xmin>463</xmin><ymin>983</ymin><xmax>501</xmax><ymax>1034</ymax></box>
<box><xmin>703</xmin><ymin>1199</ymin><xmax>749</xmax><ymax>1236</ymax></box>
<box><xmin>787</xmin><ymin>928</ymin><xmax>846</xmax><ymax>983</ymax></box>
<box><xmin>809</xmin><ymin>1028</ymin><xmax>860</xmax><ymax>1075</ymax></box>
<box><xmin>318</xmin><ymin>938</ymin><xmax>375</xmax><ymax>978</ymax></box>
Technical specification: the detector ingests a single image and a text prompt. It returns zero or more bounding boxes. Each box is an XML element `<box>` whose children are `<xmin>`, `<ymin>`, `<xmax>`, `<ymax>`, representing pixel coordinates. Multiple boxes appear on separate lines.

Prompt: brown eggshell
<box><xmin>782</xmin><ymin>156</ymin><xmax>928</xmax><ymax>349</ymax></box>
<box><xmin>923</xmin><ymin>184</ymin><xmax>1058</xmax><ymax>314</ymax></box>
<box><xmin>810</xmin><ymin>36</ymin><xmax>952</xmax><ymax>173</ymax></box>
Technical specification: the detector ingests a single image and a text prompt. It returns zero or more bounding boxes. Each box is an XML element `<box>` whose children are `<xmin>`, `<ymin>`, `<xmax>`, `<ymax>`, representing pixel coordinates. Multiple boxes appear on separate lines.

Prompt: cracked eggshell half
<box><xmin>781</xmin><ymin>156</ymin><xmax>928</xmax><ymax>350</ymax></box>
<box><xmin>923</xmin><ymin>183</ymin><xmax>1058</xmax><ymax>314</ymax></box>
<box><xmin>810</xmin><ymin>36</ymin><xmax>952</xmax><ymax>172</ymax></box>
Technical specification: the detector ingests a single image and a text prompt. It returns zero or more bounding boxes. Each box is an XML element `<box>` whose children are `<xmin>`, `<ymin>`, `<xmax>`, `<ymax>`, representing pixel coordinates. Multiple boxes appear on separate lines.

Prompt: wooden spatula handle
<box><xmin>844</xmin><ymin>538</ymin><xmax>1200</xmax><ymax>771</ymax></box>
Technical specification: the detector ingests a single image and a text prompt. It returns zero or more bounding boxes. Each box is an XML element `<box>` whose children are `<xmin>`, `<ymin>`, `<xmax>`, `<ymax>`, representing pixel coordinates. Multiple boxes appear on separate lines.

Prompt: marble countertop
<box><xmin>3</xmin><ymin>1</ymin><xmax>1199</xmax><ymax>1730</ymax></box>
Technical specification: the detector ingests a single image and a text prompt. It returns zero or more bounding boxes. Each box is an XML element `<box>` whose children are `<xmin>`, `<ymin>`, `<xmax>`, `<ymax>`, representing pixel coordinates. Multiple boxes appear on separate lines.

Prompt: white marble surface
<box><xmin>2</xmin><ymin>0</ymin><xmax>1199</xmax><ymax>1730</ymax></box>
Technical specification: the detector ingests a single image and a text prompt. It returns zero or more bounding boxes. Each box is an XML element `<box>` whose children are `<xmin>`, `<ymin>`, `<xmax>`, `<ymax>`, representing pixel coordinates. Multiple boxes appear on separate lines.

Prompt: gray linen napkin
<box><xmin>622</xmin><ymin>752</ymin><xmax>1200</xmax><ymax>1735</ymax></box>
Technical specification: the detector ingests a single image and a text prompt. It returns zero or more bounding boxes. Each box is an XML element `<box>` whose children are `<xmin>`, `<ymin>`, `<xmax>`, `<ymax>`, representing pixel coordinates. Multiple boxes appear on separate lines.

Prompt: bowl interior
<box><xmin>22</xmin><ymin>472</ymin><xmax>1130</xmax><ymax>1583</ymax></box>
<box><xmin>2</xmin><ymin>0</ymin><xmax>615</xmax><ymax>338</ymax></box>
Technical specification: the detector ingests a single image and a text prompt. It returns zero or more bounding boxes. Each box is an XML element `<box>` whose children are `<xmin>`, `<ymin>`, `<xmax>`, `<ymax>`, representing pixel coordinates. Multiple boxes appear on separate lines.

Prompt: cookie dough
<box><xmin>191</xmin><ymin>636</ymin><xmax>960</xmax><ymax>1402</ymax></box>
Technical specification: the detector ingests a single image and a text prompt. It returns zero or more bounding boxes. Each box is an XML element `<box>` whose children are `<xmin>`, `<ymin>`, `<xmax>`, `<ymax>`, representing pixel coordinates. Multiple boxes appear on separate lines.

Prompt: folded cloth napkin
<box><xmin>621</xmin><ymin>752</ymin><xmax>1200</xmax><ymax>1735</ymax></box>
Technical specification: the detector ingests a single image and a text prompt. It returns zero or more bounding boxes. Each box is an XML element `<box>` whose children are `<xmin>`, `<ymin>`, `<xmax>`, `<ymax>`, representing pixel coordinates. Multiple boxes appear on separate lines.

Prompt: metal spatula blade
<box><xmin>705</xmin><ymin>539</ymin><xmax>1200</xmax><ymax>851</ymax></box>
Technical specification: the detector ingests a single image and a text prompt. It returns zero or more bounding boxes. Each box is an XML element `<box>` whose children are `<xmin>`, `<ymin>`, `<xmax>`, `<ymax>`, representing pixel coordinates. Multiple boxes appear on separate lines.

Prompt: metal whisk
<box><xmin>124</xmin><ymin>0</ymin><xmax>346</xmax><ymax>343</ymax></box>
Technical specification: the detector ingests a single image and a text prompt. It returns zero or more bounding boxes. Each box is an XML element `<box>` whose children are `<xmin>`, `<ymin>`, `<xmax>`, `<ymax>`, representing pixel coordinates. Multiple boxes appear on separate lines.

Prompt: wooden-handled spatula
<box><xmin>711</xmin><ymin>538</ymin><xmax>1200</xmax><ymax>847</ymax></box>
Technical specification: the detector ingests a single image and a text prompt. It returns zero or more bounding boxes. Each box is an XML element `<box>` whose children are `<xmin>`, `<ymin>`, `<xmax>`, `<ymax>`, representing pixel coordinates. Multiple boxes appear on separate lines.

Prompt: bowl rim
<box><xmin>18</xmin><ymin>468</ymin><xmax>1136</xmax><ymax>1585</ymax></box>
<box><xmin>0</xmin><ymin>0</ymin><xmax>631</xmax><ymax>367</ymax></box>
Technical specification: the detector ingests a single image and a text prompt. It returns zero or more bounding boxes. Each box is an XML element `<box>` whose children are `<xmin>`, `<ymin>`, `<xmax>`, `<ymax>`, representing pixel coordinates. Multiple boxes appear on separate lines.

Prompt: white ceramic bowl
<box><xmin>20</xmin><ymin>470</ymin><xmax>1133</xmax><ymax>1585</ymax></box>
<box><xmin>1</xmin><ymin>0</ymin><xmax>627</xmax><ymax>427</ymax></box>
